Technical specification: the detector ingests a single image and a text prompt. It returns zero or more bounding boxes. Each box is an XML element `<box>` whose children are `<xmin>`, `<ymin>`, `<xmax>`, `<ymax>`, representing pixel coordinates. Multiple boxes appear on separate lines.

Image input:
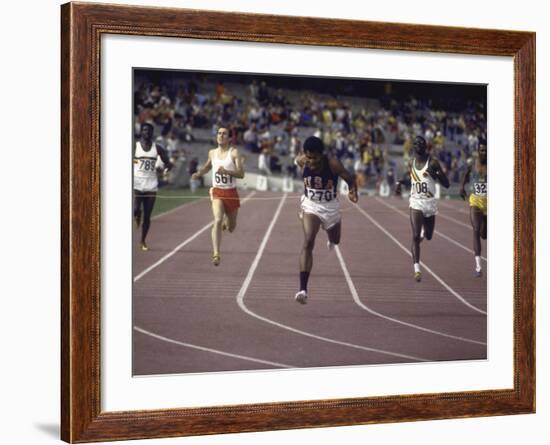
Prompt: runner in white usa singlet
<box><xmin>293</xmin><ymin>135</ymin><xmax>358</xmax><ymax>305</ymax></box>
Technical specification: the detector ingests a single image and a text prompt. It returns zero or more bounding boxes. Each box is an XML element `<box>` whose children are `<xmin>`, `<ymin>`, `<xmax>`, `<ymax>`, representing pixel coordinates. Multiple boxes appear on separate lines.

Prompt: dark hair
<box><xmin>413</xmin><ymin>135</ymin><xmax>427</xmax><ymax>149</ymax></box>
<box><xmin>303</xmin><ymin>136</ymin><xmax>324</xmax><ymax>154</ymax></box>
<box><xmin>140</xmin><ymin>122</ymin><xmax>154</xmax><ymax>132</ymax></box>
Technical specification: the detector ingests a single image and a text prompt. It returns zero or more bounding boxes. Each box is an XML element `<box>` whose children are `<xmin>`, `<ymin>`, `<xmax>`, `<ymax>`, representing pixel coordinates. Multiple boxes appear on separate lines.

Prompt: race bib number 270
<box><xmin>305</xmin><ymin>187</ymin><xmax>336</xmax><ymax>202</ymax></box>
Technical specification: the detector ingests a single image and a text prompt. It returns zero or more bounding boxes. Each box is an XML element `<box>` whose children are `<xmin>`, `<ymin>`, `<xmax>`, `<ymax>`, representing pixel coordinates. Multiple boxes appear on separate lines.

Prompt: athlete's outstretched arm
<box><xmin>329</xmin><ymin>158</ymin><xmax>358</xmax><ymax>203</ymax></box>
<box><xmin>459</xmin><ymin>165</ymin><xmax>472</xmax><ymax>200</ymax></box>
<box><xmin>156</xmin><ymin>144</ymin><xmax>173</xmax><ymax>170</ymax></box>
<box><xmin>218</xmin><ymin>148</ymin><xmax>245</xmax><ymax>179</ymax></box>
<box><xmin>429</xmin><ymin>159</ymin><xmax>450</xmax><ymax>188</ymax></box>
<box><xmin>191</xmin><ymin>150</ymin><xmax>213</xmax><ymax>179</ymax></box>
<box><xmin>394</xmin><ymin>161</ymin><xmax>412</xmax><ymax>195</ymax></box>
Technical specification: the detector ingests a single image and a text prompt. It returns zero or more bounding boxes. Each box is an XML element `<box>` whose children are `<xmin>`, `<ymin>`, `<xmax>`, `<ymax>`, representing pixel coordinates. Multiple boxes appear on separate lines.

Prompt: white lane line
<box><xmin>334</xmin><ymin>246</ymin><xmax>486</xmax><ymax>346</ymax></box>
<box><xmin>134</xmin><ymin>192</ymin><xmax>256</xmax><ymax>282</ymax></box>
<box><xmin>354</xmin><ymin>204</ymin><xmax>487</xmax><ymax>315</ymax></box>
<box><xmin>375</xmin><ymin>198</ymin><xmax>487</xmax><ymax>262</ymax></box>
<box><xmin>134</xmin><ymin>326</ymin><xmax>292</xmax><ymax>368</ymax></box>
<box><xmin>438</xmin><ymin>200</ymin><xmax>470</xmax><ymax>214</ymax></box>
<box><xmin>236</xmin><ymin>194</ymin><xmax>429</xmax><ymax>363</ymax></box>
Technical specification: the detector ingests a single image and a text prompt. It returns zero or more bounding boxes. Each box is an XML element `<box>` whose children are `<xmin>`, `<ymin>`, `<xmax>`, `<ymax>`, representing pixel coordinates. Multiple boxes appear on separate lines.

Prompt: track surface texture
<box><xmin>133</xmin><ymin>191</ymin><xmax>487</xmax><ymax>376</ymax></box>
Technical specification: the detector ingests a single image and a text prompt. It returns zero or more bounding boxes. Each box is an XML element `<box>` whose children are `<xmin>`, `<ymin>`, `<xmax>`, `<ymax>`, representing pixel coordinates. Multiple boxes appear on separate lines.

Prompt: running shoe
<box><xmin>212</xmin><ymin>254</ymin><xmax>221</xmax><ymax>266</ymax></box>
<box><xmin>294</xmin><ymin>290</ymin><xmax>308</xmax><ymax>304</ymax></box>
<box><xmin>327</xmin><ymin>241</ymin><xmax>335</xmax><ymax>251</ymax></box>
<box><xmin>474</xmin><ymin>269</ymin><xmax>483</xmax><ymax>277</ymax></box>
<box><xmin>140</xmin><ymin>241</ymin><xmax>149</xmax><ymax>251</ymax></box>
<box><xmin>414</xmin><ymin>271</ymin><xmax>422</xmax><ymax>282</ymax></box>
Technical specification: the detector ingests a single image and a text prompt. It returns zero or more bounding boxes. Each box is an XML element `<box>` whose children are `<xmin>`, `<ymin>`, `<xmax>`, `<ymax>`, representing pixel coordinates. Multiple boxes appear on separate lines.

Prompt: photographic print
<box><xmin>131</xmin><ymin>69</ymin><xmax>488</xmax><ymax>376</ymax></box>
<box><xmin>62</xmin><ymin>3</ymin><xmax>534</xmax><ymax>441</ymax></box>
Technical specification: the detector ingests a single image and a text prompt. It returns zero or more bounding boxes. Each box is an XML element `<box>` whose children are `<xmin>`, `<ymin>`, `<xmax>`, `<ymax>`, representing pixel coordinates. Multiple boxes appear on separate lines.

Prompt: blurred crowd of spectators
<box><xmin>134</xmin><ymin>75</ymin><xmax>486</xmax><ymax>189</ymax></box>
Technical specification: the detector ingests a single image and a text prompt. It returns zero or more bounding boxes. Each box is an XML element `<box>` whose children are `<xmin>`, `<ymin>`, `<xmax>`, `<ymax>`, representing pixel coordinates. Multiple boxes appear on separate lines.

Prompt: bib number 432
<box><xmin>473</xmin><ymin>183</ymin><xmax>487</xmax><ymax>195</ymax></box>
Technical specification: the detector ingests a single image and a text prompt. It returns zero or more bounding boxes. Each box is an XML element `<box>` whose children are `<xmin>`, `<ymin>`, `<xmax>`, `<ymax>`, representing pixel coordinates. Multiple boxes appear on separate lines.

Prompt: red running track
<box><xmin>132</xmin><ymin>192</ymin><xmax>487</xmax><ymax>376</ymax></box>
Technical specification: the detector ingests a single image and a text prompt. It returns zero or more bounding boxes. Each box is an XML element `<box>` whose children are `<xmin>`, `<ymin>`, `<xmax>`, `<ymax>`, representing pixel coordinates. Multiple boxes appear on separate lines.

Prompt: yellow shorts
<box><xmin>469</xmin><ymin>194</ymin><xmax>487</xmax><ymax>215</ymax></box>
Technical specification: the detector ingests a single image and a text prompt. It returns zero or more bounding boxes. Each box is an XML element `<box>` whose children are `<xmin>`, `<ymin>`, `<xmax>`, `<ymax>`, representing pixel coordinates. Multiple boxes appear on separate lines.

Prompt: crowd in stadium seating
<box><xmin>134</xmin><ymin>76</ymin><xmax>486</xmax><ymax>189</ymax></box>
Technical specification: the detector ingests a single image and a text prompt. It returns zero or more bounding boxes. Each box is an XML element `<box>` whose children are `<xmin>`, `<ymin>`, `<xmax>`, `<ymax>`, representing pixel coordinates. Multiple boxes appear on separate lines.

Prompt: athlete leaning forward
<box><xmin>460</xmin><ymin>143</ymin><xmax>487</xmax><ymax>277</ymax></box>
<box><xmin>396</xmin><ymin>135</ymin><xmax>450</xmax><ymax>282</ymax></box>
<box><xmin>293</xmin><ymin>136</ymin><xmax>358</xmax><ymax>304</ymax></box>
<box><xmin>191</xmin><ymin>127</ymin><xmax>245</xmax><ymax>266</ymax></box>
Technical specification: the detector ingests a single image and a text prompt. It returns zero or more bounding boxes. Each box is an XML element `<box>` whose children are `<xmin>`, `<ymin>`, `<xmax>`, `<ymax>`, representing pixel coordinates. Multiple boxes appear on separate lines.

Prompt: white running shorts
<box><xmin>134</xmin><ymin>176</ymin><xmax>158</xmax><ymax>193</ymax></box>
<box><xmin>300</xmin><ymin>195</ymin><xmax>341</xmax><ymax>230</ymax></box>
<box><xmin>409</xmin><ymin>196</ymin><xmax>438</xmax><ymax>217</ymax></box>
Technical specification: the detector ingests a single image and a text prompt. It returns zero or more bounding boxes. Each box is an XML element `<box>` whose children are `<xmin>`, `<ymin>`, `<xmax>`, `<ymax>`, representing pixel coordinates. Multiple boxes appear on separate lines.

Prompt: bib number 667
<box><xmin>215</xmin><ymin>172</ymin><xmax>232</xmax><ymax>184</ymax></box>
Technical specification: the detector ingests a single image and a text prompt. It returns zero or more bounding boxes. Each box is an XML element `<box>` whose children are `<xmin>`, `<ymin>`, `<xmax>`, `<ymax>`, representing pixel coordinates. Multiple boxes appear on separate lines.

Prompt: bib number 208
<box><xmin>415</xmin><ymin>182</ymin><xmax>428</xmax><ymax>194</ymax></box>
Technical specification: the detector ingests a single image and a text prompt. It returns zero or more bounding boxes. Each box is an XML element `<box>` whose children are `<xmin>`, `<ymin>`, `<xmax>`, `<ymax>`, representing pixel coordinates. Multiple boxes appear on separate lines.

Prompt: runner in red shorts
<box><xmin>191</xmin><ymin>127</ymin><xmax>245</xmax><ymax>266</ymax></box>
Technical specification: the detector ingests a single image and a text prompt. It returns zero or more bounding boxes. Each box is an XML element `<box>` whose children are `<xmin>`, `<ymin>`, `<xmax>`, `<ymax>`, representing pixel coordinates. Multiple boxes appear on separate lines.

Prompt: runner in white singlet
<box><xmin>191</xmin><ymin>127</ymin><xmax>245</xmax><ymax>266</ymax></box>
<box><xmin>133</xmin><ymin>122</ymin><xmax>172</xmax><ymax>251</ymax></box>
<box><xmin>396</xmin><ymin>135</ymin><xmax>449</xmax><ymax>282</ymax></box>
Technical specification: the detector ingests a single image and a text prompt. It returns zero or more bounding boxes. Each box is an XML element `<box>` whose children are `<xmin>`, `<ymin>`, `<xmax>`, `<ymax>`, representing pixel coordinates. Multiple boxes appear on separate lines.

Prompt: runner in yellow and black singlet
<box><xmin>460</xmin><ymin>143</ymin><xmax>487</xmax><ymax>277</ymax></box>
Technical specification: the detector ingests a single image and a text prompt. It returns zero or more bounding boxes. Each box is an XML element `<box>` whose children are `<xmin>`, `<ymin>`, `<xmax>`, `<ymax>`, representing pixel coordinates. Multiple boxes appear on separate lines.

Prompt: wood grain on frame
<box><xmin>61</xmin><ymin>2</ymin><xmax>535</xmax><ymax>442</ymax></box>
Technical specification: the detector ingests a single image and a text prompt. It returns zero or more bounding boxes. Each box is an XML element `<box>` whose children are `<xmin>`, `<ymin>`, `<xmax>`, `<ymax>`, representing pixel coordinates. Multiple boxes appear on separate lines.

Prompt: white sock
<box><xmin>475</xmin><ymin>256</ymin><xmax>482</xmax><ymax>271</ymax></box>
<box><xmin>414</xmin><ymin>263</ymin><xmax>421</xmax><ymax>273</ymax></box>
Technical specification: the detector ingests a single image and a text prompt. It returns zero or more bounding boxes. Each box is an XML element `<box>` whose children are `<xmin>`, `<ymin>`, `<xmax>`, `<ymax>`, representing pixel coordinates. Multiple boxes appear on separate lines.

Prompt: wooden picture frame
<box><xmin>61</xmin><ymin>2</ymin><xmax>535</xmax><ymax>442</ymax></box>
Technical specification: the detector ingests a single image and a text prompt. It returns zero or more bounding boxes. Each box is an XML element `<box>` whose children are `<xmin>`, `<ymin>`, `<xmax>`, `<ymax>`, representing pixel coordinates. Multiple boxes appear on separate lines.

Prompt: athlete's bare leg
<box><xmin>422</xmin><ymin>215</ymin><xmax>435</xmax><ymax>241</ymax></box>
<box><xmin>470</xmin><ymin>206</ymin><xmax>483</xmax><ymax>256</ymax></box>
<box><xmin>295</xmin><ymin>212</ymin><xmax>322</xmax><ymax>304</ymax></box>
<box><xmin>133</xmin><ymin>193</ymin><xmax>143</xmax><ymax>228</ymax></box>
<box><xmin>326</xmin><ymin>221</ymin><xmax>341</xmax><ymax>245</ymax></box>
<box><xmin>225</xmin><ymin>209</ymin><xmax>238</xmax><ymax>233</ymax></box>
<box><xmin>300</xmin><ymin>213</ymin><xmax>322</xmax><ymax>274</ymax></box>
<box><xmin>410</xmin><ymin>209</ymin><xmax>424</xmax><ymax>264</ymax></box>
<box><xmin>140</xmin><ymin>192</ymin><xmax>156</xmax><ymax>245</ymax></box>
<box><xmin>211</xmin><ymin>199</ymin><xmax>226</xmax><ymax>264</ymax></box>
<box><xmin>470</xmin><ymin>206</ymin><xmax>485</xmax><ymax>276</ymax></box>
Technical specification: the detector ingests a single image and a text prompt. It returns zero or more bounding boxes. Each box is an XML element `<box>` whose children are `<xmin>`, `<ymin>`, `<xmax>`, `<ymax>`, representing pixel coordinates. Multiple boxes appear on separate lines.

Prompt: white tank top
<box><xmin>211</xmin><ymin>148</ymin><xmax>237</xmax><ymax>189</ymax></box>
<box><xmin>410</xmin><ymin>157</ymin><xmax>436</xmax><ymax>199</ymax></box>
<box><xmin>133</xmin><ymin>141</ymin><xmax>159</xmax><ymax>191</ymax></box>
